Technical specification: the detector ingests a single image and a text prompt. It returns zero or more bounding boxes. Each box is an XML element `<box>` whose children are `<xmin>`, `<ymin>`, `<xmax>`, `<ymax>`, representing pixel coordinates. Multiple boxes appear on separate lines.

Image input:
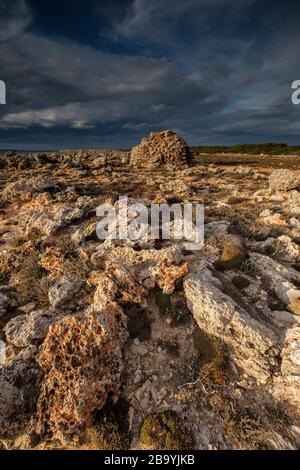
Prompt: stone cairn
<box><xmin>130</xmin><ymin>130</ymin><xmax>193</xmax><ymax>168</ymax></box>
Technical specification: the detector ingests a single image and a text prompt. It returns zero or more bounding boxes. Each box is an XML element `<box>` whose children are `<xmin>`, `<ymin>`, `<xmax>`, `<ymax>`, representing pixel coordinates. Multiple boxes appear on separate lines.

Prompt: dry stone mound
<box><xmin>130</xmin><ymin>130</ymin><xmax>193</xmax><ymax>168</ymax></box>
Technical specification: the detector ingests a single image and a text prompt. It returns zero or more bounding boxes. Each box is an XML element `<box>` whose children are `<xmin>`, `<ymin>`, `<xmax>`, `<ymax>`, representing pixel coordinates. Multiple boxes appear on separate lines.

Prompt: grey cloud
<box><xmin>0</xmin><ymin>32</ymin><xmax>222</xmax><ymax>131</ymax></box>
<box><xmin>0</xmin><ymin>0</ymin><xmax>31</xmax><ymax>42</ymax></box>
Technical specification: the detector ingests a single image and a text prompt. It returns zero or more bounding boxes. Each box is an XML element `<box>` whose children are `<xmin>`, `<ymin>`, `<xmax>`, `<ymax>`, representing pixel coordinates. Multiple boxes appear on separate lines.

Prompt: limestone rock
<box><xmin>22</xmin><ymin>203</ymin><xmax>84</xmax><ymax>236</ymax></box>
<box><xmin>285</xmin><ymin>190</ymin><xmax>300</xmax><ymax>208</ymax></box>
<box><xmin>33</xmin><ymin>306</ymin><xmax>128</xmax><ymax>444</ymax></box>
<box><xmin>269</xmin><ymin>169</ymin><xmax>299</xmax><ymax>193</ymax></box>
<box><xmin>149</xmin><ymin>261</ymin><xmax>189</xmax><ymax>294</ymax></box>
<box><xmin>92</xmin><ymin>261</ymin><xmax>148</xmax><ymax>310</ymax></box>
<box><xmin>130</xmin><ymin>130</ymin><xmax>192</xmax><ymax>168</ymax></box>
<box><xmin>249</xmin><ymin>253</ymin><xmax>300</xmax><ymax>316</ymax></box>
<box><xmin>273</xmin><ymin>326</ymin><xmax>300</xmax><ymax>411</ymax></box>
<box><xmin>2</xmin><ymin>176</ymin><xmax>57</xmax><ymax>202</ymax></box>
<box><xmin>48</xmin><ymin>275</ymin><xmax>83</xmax><ymax>308</ymax></box>
<box><xmin>0</xmin><ymin>346</ymin><xmax>39</xmax><ymax>439</ymax></box>
<box><xmin>4</xmin><ymin>309</ymin><xmax>60</xmax><ymax>349</ymax></box>
<box><xmin>0</xmin><ymin>340</ymin><xmax>5</xmax><ymax>364</ymax></box>
<box><xmin>214</xmin><ymin>234</ymin><xmax>248</xmax><ymax>270</ymax></box>
<box><xmin>184</xmin><ymin>269</ymin><xmax>280</xmax><ymax>383</ymax></box>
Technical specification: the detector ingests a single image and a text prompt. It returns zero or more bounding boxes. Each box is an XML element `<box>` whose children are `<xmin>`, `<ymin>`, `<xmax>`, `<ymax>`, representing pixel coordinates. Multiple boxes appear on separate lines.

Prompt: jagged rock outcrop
<box><xmin>22</xmin><ymin>203</ymin><xmax>84</xmax><ymax>236</ymax></box>
<box><xmin>249</xmin><ymin>253</ymin><xmax>300</xmax><ymax>315</ymax></box>
<box><xmin>4</xmin><ymin>309</ymin><xmax>60</xmax><ymax>349</ymax></box>
<box><xmin>130</xmin><ymin>130</ymin><xmax>193</xmax><ymax>168</ymax></box>
<box><xmin>91</xmin><ymin>262</ymin><xmax>148</xmax><ymax>310</ymax></box>
<box><xmin>2</xmin><ymin>176</ymin><xmax>57</xmax><ymax>202</ymax></box>
<box><xmin>184</xmin><ymin>267</ymin><xmax>281</xmax><ymax>384</ymax></box>
<box><xmin>273</xmin><ymin>326</ymin><xmax>300</xmax><ymax>411</ymax></box>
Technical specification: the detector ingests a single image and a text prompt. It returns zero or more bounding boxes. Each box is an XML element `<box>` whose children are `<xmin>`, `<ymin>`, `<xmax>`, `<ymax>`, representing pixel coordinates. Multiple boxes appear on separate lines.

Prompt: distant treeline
<box><xmin>191</xmin><ymin>143</ymin><xmax>300</xmax><ymax>155</ymax></box>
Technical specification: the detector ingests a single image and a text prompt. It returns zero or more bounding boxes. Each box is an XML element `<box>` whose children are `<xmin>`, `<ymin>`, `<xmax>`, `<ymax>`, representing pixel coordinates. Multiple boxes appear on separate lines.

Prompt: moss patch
<box><xmin>140</xmin><ymin>411</ymin><xmax>193</xmax><ymax>450</ymax></box>
<box><xmin>154</xmin><ymin>289</ymin><xmax>171</xmax><ymax>314</ymax></box>
<box><xmin>193</xmin><ymin>328</ymin><xmax>229</xmax><ymax>386</ymax></box>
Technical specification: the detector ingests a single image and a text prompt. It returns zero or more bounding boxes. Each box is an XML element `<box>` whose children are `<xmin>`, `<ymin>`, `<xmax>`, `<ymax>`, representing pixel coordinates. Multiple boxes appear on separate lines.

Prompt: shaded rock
<box><xmin>130</xmin><ymin>130</ymin><xmax>192</xmax><ymax>168</ymax></box>
<box><xmin>4</xmin><ymin>309</ymin><xmax>59</xmax><ymax>349</ymax></box>
<box><xmin>0</xmin><ymin>288</ymin><xmax>10</xmax><ymax>317</ymax></box>
<box><xmin>48</xmin><ymin>275</ymin><xmax>83</xmax><ymax>308</ymax></box>
<box><xmin>205</xmin><ymin>220</ymin><xmax>230</xmax><ymax>238</ymax></box>
<box><xmin>271</xmin><ymin>310</ymin><xmax>300</xmax><ymax>328</ymax></box>
<box><xmin>0</xmin><ymin>346</ymin><xmax>39</xmax><ymax>439</ymax></box>
<box><xmin>231</xmin><ymin>274</ymin><xmax>250</xmax><ymax>290</ymax></box>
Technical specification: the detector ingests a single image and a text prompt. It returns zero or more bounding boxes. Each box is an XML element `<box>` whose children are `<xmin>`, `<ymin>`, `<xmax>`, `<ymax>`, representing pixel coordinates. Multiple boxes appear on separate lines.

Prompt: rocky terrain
<box><xmin>0</xmin><ymin>131</ymin><xmax>300</xmax><ymax>450</ymax></box>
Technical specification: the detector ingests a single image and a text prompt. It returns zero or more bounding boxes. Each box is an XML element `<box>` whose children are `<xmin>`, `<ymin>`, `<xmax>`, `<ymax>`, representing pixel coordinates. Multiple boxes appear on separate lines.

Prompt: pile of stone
<box><xmin>130</xmin><ymin>130</ymin><xmax>193</xmax><ymax>168</ymax></box>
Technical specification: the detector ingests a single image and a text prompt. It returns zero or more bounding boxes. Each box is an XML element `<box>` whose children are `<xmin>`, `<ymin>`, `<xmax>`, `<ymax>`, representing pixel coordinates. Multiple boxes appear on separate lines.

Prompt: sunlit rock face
<box><xmin>130</xmin><ymin>130</ymin><xmax>193</xmax><ymax>168</ymax></box>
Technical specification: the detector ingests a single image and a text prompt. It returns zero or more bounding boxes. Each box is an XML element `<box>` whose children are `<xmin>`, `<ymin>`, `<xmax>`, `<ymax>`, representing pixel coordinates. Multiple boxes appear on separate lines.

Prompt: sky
<box><xmin>0</xmin><ymin>0</ymin><xmax>300</xmax><ymax>150</ymax></box>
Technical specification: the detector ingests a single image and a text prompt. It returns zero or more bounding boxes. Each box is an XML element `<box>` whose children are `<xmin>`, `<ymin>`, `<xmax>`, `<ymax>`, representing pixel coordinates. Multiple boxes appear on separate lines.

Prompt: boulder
<box><xmin>184</xmin><ymin>267</ymin><xmax>280</xmax><ymax>383</ymax></box>
<box><xmin>33</xmin><ymin>306</ymin><xmax>128</xmax><ymax>444</ymax></box>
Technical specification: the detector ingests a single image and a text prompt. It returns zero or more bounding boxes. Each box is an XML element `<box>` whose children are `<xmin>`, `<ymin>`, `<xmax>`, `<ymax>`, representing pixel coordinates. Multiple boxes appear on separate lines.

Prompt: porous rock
<box><xmin>32</xmin><ymin>306</ymin><xmax>128</xmax><ymax>444</ymax></box>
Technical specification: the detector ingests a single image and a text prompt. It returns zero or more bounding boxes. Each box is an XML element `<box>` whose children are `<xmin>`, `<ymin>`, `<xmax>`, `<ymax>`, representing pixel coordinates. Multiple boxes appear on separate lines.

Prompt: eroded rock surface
<box><xmin>130</xmin><ymin>130</ymin><xmax>193</xmax><ymax>168</ymax></box>
<box><xmin>33</xmin><ymin>307</ymin><xmax>128</xmax><ymax>445</ymax></box>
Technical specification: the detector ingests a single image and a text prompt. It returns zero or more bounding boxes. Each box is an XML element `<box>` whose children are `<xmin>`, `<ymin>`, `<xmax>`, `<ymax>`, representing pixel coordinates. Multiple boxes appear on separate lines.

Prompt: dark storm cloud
<box><xmin>0</xmin><ymin>0</ymin><xmax>31</xmax><ymax>41</ymax></box>
<box><xmin>0</xmin><ymin>0</ymin><xmax>299</xmax><ymax>149</ymax></box>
